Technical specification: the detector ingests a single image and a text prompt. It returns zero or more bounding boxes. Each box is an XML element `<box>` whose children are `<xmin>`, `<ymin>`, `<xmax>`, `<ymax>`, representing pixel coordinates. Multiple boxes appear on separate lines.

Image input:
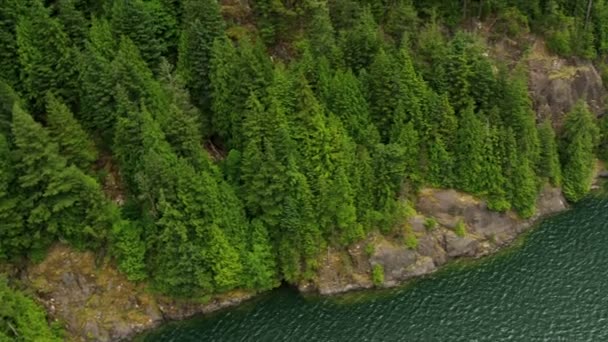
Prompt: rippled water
<box><xmin>139</xmin><ymin>197</ymin><xmax>608</xmax><ymax>341</ymax></box>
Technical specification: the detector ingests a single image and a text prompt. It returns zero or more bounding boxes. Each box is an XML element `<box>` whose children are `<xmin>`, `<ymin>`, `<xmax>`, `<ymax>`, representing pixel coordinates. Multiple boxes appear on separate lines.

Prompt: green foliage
<box><xmin>424</xmin><ymin>217</ymin><xmax>438</xmax><ymax>231</ymax></box>
<box><xmin>560</xmin><ymin>101</ymin><xmax>599</xmax><ymax>202</ymax></box>
<box><xmin>177</xmin><ymin>0</ymin><xmax>225</xmax><ymax>110</ymax></box>
<box><xmin>537</xmin><ymin>120</ymin><xmax>562</xmax><ymax>186</ymax></box>
<box><xmin>0</xmin><ymin>276</ymin><xmax>63</xmax><ymax>341</ymax></box>
<box><xmin>372</xmin><ymin>264</ymin><xmax>384</xmax><ymax>286</ymax></box>
<box><xmin>454</xmin><ymin>220</ymin><xmax>467</xmax><ymax>237</ymax></box>
<box><xmin>46</xmin><ymin>93</ymin><xmax>97</xmax><ymax>170</ymax></box>
<box><xmin>16</xmin><ymin>0</ymin><xmax>77</xmax><ymax>112</ymax></box>
<box><xmin>404</xmin><ymin>229</ymin><xmax>418</xmax><ymax>250</ymax></box>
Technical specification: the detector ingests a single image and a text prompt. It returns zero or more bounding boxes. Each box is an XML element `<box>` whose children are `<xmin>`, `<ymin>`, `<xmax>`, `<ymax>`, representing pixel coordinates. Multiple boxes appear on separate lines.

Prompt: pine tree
<box><xmin>340</xmin><ymin>6</ymin><xmax>381</xmax><ymax>72</ymax></box>
<box><xmin>307</xmin><ymin>0</ymin><xmax>337</xmax><ymax>59</ymax></box>
<box><xmin>501</xmin><ymin>127</ymin><xmax>537</xmax><ymax>218</ymax></box>
<box><xmin>177</xmin><ymin>0</ymin><xmax>225</xmax><ymax>110</ymax></box>
<box><xmin>112</xmin><ymin>37</ymin><xmax>168</xmax><ymax>124</ymax></box>
<box><xmin>16</xmin><ymin>0</ymin><xmax>77</xmax><ymax>112</ymax></box>
<box><xmin>46</xmin><ymin>93</ymin><xmax>96</xmax><ymax>170</ymax></box>
<box><xmin>560</xmin><ymin>101</ymin><xmax>599</xmax><ymax>202</ymax></box>
<box><xmin>0</xmin><ymin>0</ymin><xmax>27</xmax><ymax>87</ymax></box>
<box><xmin>0</xmin><ymin>81</ymin><xmax>20</xmax><ymax>139</ymax></box>
<box><xmin>0</xmin><ymin>133</ymin><xmax>25</xmax><ymax>260</ymax></box>
<box><xmin>537</xmin><ymin>120</ymin><xmax>562</xmax><ymax>186</ymax></box>
<box><xmin>110</xmin><ymin>0</ymin><xmax>175</xmax><ymax>68</ymax></box>
<box><xmin>454</xmin><ymin>103</ymin><xmax>485</xmax><ymax>193</ymax></box>
<box><xmin>78</xmin><ymin>17</ymin><xmax>117</xmax><ymax>137</ymax></box>
<box><xmin>327</xmin><ymin>69</ymin><xmax>380</xmax><ymax>146</ymax></box>
<box><xmin>498</xmin><ymin>67</ymin><xmax>540</xmax><ymax>167</ymax></box>
<box><xmin>427</xmin><ymin>136</ymin><xmax>453</xmax><ymax>188</ymax></box>
<box><xmin>12</xmin><ymin>104</ymin><xmax>109</xmax><ymax>251</ymax></box>
<box><xmin>479</xmin><ymin>126</ymin><xmax>510</xmax><ymax>212</ymax></box>
<box><xmin>368</xmin><ymin>49</ymin><xmax>401</xmax><ymax>140</ymax></box>
<box><xmin>56</xmin><ymin>0</ymin><xmax>88</xmax><ymax>49</ymax></box>
<box><xmin>245</xmin><ymin>219</ymin><xmax>277</xmax><ymax>290</ymax></box>
<box><xmin>444</xmin><ymin>33</ymin><xmax>472</xmax><ymax>114</ymax></box>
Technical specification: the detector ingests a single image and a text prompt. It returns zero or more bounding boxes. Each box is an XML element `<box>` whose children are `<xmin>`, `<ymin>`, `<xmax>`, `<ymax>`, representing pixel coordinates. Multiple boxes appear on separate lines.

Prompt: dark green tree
<box><xmin>560</xmin><ymin>101</ymin><xmax>599</xmax><ymax>202</ymax></box>
<box><xmin>454</xmin><ymin>103</ymin><xmax>485</xmax><ymax>193</ymax></box>
<box><xmin>177</xmin><ymin>0</ymin><xmax>225</xmax><ymax>110</ymax></box>
<box><xmin>46</xmin><ymin>93</ymin><xmax>97</xmax><ymax>170</ymax></box>
<box><xmin>537</xmin><ymin>120</ymin><xmax>562</xmax><ymax>186</ymax></box>
<box><xmin>16</xmin><ymin>0</ymin><xmax>77</xmax><ymax>112</ymax></box>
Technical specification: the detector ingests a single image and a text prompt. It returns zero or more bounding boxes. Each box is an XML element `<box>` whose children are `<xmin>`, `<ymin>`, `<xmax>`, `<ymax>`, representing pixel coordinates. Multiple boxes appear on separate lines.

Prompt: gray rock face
<box><xmin>21</xmin><ymin>244</ymin><xmax>254</xmax><ymax>342</ymax></box>
<box><xmin>528</xmin><ymin>46</ymin><xmax>604</xmax><ymax>126</ymax></box>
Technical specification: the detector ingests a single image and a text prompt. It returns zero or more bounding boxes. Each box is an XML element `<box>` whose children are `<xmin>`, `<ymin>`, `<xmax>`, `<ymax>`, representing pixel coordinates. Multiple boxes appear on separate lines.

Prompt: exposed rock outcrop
<box><xmin>20</xmin><ymin>245</ymin><xmax>255</xmax><ymax>341</ymax></box>
<box><xmin>527</xmin><ymin>41</ymin><xmax>604</xmax><ymax>126</ymax></box>
<box><xmin>302</xmin><ymin>186</ymin><xmax>567</xmax><ymax>295</ymax></box>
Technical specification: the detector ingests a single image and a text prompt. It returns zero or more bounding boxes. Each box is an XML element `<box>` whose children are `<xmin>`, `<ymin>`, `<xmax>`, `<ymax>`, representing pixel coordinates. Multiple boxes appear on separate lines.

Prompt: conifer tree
<box><xmin>498</xmin><ymin>67</ymin><xmax>540</xmax><ymax>166</ymax></box>
<box><xmin>560</xmin><ymin>101</ymin><xmax>599</xmax><ymax>202</ymax></box>
<box><xmin>0</xmin><ymin>0</ymin><xmax>27</xmax><ymax>87</ymax></box>
<box><xmin>110</xmin><ymin>0</ymin><xmax>175</xmax><ymax>68</ymax></box>
<box><xmin>327</xmin><ymin>69</ymin><xmax>380</xmax><ymax>146</ymax></box>
<box><xmin>112</xmin><ymin>37</ymin><xmax>168</xmax><ymax>124</ymax></box>
<box><xmin>479</xmin><ymin>126</ymin><xmax>510</xmax><ymax>211</ymax></box>
<box><xmin>368</xmin><ymin>49</ymin><xmax>401</xmax><ymax>140</ymax></box>
<box><xmin>78</xmin><ymin>17</ymin><xmax>117</xmax><ymax>137</ymax></box>
<box><xmin>46</xmin><ymin>93</ymin><xmax>97</xmax><ymax>171</ymax></box>
<box><xmin>307</xmin><ymin>0</ymin><xmax>337</xmax><ymax>59</ymax></box>
<box><xmin>177</xmin><ymin>0</ymin><xmax>225</xmax><ymax>110</ymax></box>
<box><xmin>0</xmin><ymin>81</ymin><xmax>20</xmax><ymax>139</ymax></box>
<box><xmin>56</xmin><ymin>0</ymin><xmax>88</xmax><ymax>49</ymax></box>
<box><xmin>427</xmin><ymin>136</ymin><xmax>453</xmax><ymax>188</ymax></box>
<box><xmin>12</xmin><ymin>104</ymin><xmax>109</xmax><ymax>251</ymax></box>
<box><xmin>538</xmin><ymin>120</ymin><xmax>562</xmax><ymax>186</ymax></box>
<box><xmin>340</xmin><ymin>6</ymin><xmax>381</xmax><ymax>72</ymax></box>
<box><xmin>454</xmin><ymin>103</ymin><xmax>485</xmax><ymax>193</ymax></box>
<box><xmin>444</xmin><ymin>33</ymin><xmax>472</xmax><ymax>114</ymax></box>
<box><xmin>16</xmin><ymin>0</ymin><xmax>77</xmax><ymax>112</ymax></box>
<box><xmin>245</xmin><ymin>219</ymin><xmax>278</xmax><ymax>290</ymax></box>
<box><xmin>0</xmin><ymin>133</ymin><xmax>25</xmax><ymax>260</ymax></box>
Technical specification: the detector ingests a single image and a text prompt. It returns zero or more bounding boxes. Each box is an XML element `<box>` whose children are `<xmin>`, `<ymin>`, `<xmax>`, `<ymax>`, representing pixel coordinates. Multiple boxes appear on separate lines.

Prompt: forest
<box><xmin>0</xmin><ymin>0</ymin><xmax>606</xmax><ymax>338</ymax></box>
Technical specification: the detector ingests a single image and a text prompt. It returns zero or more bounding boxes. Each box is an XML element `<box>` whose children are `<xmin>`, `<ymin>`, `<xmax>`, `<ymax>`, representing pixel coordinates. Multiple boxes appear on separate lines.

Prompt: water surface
<box><xmin>140</xmin><ymin>197</ymin><xmax>608</xmax><ymax>341</ymax></box>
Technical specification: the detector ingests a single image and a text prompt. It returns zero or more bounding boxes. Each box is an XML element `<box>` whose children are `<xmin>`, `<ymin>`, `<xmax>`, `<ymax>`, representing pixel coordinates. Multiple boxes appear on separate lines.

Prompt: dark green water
<box><xmin>140</xmin><ymin>197</ymin><xmax>608</xmax><ymax>341</ymax></box>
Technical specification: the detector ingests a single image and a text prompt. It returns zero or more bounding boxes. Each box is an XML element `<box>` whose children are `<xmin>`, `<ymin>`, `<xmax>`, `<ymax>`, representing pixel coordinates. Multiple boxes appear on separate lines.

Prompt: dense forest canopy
<box><xmin>0</xmin><ymin>1</ymin><xmax>607</xmax><ymax>331</ymax></box>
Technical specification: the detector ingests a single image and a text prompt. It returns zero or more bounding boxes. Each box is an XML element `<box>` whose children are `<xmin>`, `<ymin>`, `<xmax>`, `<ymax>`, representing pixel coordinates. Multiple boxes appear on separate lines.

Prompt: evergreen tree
<box><xmin>245</xmin><ymin>219</ymin><xmax>278</xmax><ymax>290</ymax></box>
<box><xmin>177</xmin><ymin>0</ymin><xmax>225</xmax><ymax>110</ymax></box>
<box><xmin>560</xmin><ymin>101</ymin><xmax>599</xmax><ymax>202</ymax></box>
<box><xmin>46</xmin><ymin>93</ymin><xmax>97</xmax><ymax>170</ymax></box>
<box><xmin>78</xmin><ymin>17</ymin><xmax>117</xmax><ymax>137</ymax></box>
<box><xmin>327</xmin><ymin>69</ymin><xmax>380</xmax><ymax>146</ymax></box>
<box><xmin>16</xmin><ymin>0</ymin><xmax>77</xmax><ymax>112</ymax></box>
<box><xmin>56</xmin><ymin>0</ymin><xmax>88</xmax><ymax>49</ymax></box>
<box><xmin>0</xmin><ymin>133</ymin><xmax>25</xmax><ymax>260</ymax></box>
<box><xmin>537</xmin><ymin>120</ymin><xmax>562</xmax><ymax>186</ymax></box>
<box><xmin>444</xmin><ymin>33</ymin><xmax>472</xmax><ymax>113</ymax></box>
<box><xmin>0</xmin><ymin>0</ymin><xmax>27</xmax><ymax>87</ymax></box>
<box><xmin>0</xmin><ymin>80</ymin><xmax>20</xmax><ymax>139</ymax></box>
<box><xmin>340</xmin><ymin>6</ymin><xmax>381</xmax><ymax>72</ymax></box>
<box><xmin>110</xmin><ymin>0</ymin><xmax>175</xmax><ymax>68</ymax></box>
<box><xmin>454</xmin><ymin>103</ymin><xmax>485</xmax><ymax>193</ymax></box>
<box><xmin>12</xmin><ymin>104</ymin><xmax>110</xmax><ymax>252</ymax></box>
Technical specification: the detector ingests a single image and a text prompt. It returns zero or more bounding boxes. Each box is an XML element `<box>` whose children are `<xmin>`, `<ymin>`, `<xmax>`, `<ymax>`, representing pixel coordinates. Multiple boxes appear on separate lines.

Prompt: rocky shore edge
<box><xmin>8</xmin><ymin>185</ymin><xmax>569</xmax><ymax>341</ymax></box>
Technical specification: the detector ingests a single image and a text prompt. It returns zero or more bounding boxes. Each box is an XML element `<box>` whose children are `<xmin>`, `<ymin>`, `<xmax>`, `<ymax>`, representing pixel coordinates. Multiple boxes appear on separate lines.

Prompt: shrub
<box><xmin>424</xmin><ymin>217</ymin><xmax>438</xmax><ymax>231</ymax></box>
<box><xmin>404</xmin><ymin>232</ymin><xmax>418</xmax><ymax>250</ymax></box>
<box><xmin>365</xmin><ymin>243</ymin><xmax>375</xmax><ymax>256</ymax></box>
<box><xmin>455</xmin><ymin>219</ymin><xmax>467</xmax><ymax>237</ymax></box>
<box><xmin>372</xmin><ymin>264</ymin><xmax>384</xmax><ymax>286</ymax></box>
